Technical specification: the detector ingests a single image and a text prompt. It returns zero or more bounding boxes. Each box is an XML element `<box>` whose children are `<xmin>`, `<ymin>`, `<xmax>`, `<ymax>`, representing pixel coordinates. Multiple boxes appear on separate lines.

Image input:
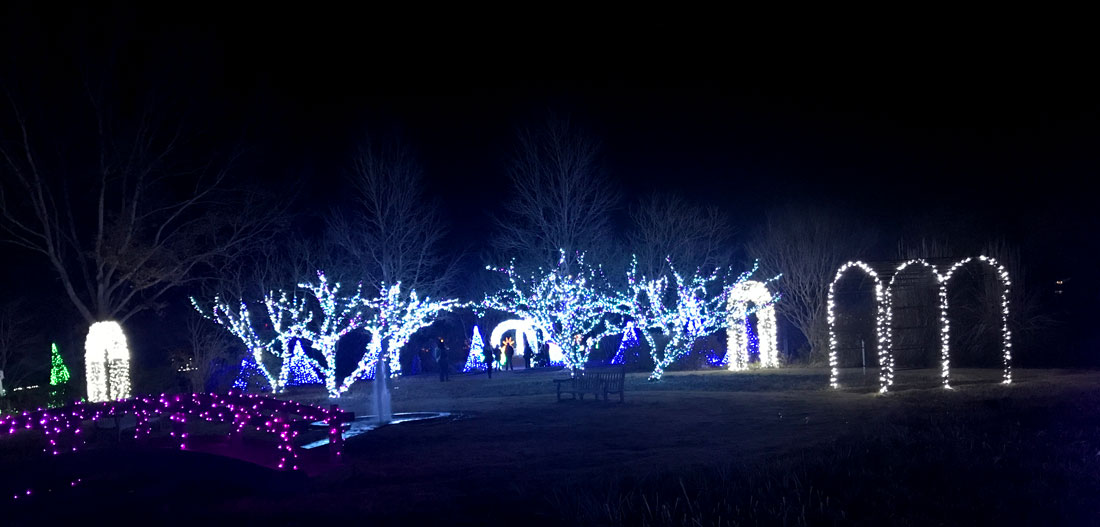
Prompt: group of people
<box><xmin>425</xmin><ymin>335</ymin><xmax>541</xmax><ymax>382</ymax></box>
<box><xmin>480</xmin><ymin>338</ymin><xmax>525</xmax><ymax>379</ymax></box>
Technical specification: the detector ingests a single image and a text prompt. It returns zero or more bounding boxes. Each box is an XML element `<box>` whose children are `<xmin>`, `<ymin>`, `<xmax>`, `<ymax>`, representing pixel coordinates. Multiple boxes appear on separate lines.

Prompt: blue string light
<box><xmin>285</xmin><ymin>340</ymin><xmax>322</xmax><ymax>386</ymax></box>
<box><xmin>611</xmin><ymin>322</ymin><xmax>638</xmax><ymax>365</ymax></box>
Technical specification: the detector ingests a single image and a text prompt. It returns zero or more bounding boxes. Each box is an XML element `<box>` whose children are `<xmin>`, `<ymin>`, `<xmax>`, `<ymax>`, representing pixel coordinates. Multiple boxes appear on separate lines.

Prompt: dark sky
<box><xmin>3</xmin><ymin>4</ymin><xmax>1098</xmax><ymax>330</ymax></box>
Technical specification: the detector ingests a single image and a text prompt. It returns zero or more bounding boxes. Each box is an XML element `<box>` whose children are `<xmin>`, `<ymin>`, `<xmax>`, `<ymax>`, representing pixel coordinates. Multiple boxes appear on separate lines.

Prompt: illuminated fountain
<box><xmin>372</xmin><ymin>357</ymin><xmax>392</xmax><ymax>425</ymax></box>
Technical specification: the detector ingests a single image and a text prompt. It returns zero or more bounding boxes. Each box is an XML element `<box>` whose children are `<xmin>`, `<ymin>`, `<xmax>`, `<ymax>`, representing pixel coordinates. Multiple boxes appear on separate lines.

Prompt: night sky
<box><xmin>3</xmin><ymin>4</ymin><xmax>1098</xmax><ymax>355</ymax></box>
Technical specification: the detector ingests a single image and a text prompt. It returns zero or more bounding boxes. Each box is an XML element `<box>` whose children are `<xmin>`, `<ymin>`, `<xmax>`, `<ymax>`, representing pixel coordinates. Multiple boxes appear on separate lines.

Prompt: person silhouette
<box><xmin>436</xmin><ymin>337</ymin><xmax>450</xmax><ymax>382</ymax></box>
<box><xmin>483</xmin><ymin>343</ymin><xmax>495</xmax><ymax>379</ymax></box>
<box><xmin>504</xmin><ymin>339</ymin><xmax>515</xmax><ymax>371</ymax></box>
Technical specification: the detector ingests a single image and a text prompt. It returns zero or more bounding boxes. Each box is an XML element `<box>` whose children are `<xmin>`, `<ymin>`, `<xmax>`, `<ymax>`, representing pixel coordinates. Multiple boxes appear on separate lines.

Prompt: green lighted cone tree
<box><xmin>49</xmin><ymin>342</ymin><xmax>71</xmax><ymax>386</ymax></box>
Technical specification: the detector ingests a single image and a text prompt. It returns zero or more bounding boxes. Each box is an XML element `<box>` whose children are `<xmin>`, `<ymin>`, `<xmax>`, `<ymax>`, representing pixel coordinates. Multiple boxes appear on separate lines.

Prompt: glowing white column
<box><xmin>85</xmin><ymin>321</ymin><xmax>132</xmax><ymax>402</ymax></box>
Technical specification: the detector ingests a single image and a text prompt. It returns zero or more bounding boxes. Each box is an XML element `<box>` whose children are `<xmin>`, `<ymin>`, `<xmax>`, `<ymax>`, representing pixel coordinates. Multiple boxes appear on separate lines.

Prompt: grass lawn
<box><xmin>4</xmin><ymin>366</ymin><xmax>1099</xmax><ymax>525</ymax></box>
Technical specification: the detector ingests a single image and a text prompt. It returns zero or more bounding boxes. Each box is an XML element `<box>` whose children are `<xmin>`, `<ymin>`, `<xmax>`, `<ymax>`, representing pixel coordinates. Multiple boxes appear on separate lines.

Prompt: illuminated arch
<box><xmin>726</xmin><ymin>280</ymin><xmax>778</xmax><ymax>370</ymax></box>
<box><xmin>882</xmin><ymin>259</ymin><xmax>944</xmax><ymax>391</ymax></box>
<box><xmin>827</xmin><ymin>261</ymin><xmax>887</xmax><ymax>390</ymax></box>
<box><xmin>939</xmin><ymin>256</ymin><xmax>1013</xmax><ymax>386</ymax></box>
<box><xmin>84</xmin><ymin>321</ymin><xmax>132</xmax><ymax>402</ymax></box>
<box><xmin>490</xmin><ymin>319</ymin><xmax>539</xmax><ymax>359</ymax></box>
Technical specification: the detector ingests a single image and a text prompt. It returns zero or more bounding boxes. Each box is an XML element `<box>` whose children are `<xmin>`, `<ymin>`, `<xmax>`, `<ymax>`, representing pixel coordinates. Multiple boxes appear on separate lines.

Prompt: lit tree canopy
<box><xmin>192</xmin><ymin>295</ymin><xmax>279</xmax><ymax>391</ymax></box>
<box><xmin>294</xmin><ymin>272</ymin><xmax>366</xmax><ymax>398</ymax></box>
<box><xmin>613</xmin><ymin>257</ymin><xmax>780</xmax><ymax>380</ymax></box>
<box><xmin>481</xmin><ymin>251</ymin><xmax>619</xmax><ymax>371</ymax></box>
<box><xmin>337</xmin><ymin>282</ymin><xmax>461</xmax><ymax>394</ymax></box>
<box><xmin>196</xmin><ymin>271</ymin><xmax>459</xmax><ymax>398</ymax></box>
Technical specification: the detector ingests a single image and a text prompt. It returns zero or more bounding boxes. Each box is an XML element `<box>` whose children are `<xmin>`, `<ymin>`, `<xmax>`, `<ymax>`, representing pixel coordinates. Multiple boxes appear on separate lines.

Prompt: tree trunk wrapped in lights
<box><xmin>84</xmin><ymin>321</ymin><xmax>131</xmax><ymax>402</ymax></box>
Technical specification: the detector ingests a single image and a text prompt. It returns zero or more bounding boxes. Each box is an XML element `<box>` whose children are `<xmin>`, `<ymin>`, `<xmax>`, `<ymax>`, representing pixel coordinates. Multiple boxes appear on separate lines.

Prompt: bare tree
<box><xmin>0</xmin><ymin>299</ymin><xmax>40</xmax><ymax>389</ymax></box>
<box><xmin>495</xmin><ymin>117</ymin><xmax>618</xmax><ymax>270</ymax></box>
<box><xmin>955</xmin><ymin>239</ymin><xmax>1053</xmax><ymax>365</ymax></box>
<box><xmin>630</xmin><ymin>193</ymin><xmax>735</xmax><ymax>277</ymax></box>
<box><xmin>326</xmin><ymin>137</ymin><xmax>456</xmax><ymax>294</ymax></box>
<box><xmin>747</xmin><ymin>206</ymin><xmax>877</xmax><ymax>361</ymax></box>
<box><xmin>172</xmin><ymin>314</ymin><xmax>235</xmax><ymax>392</ymax></box>
<box><xmin>0</xmin><ymin>95</ymin><xmax>281</xmax><ymax>330</ymax></box>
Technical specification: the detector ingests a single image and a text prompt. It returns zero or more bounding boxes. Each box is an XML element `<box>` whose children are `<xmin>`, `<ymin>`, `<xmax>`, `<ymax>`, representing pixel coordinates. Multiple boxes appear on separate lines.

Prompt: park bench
<box><xmin>553</xmin><ymin>366</ymin><xmax>626</xmax><ymax>402</ymax></box>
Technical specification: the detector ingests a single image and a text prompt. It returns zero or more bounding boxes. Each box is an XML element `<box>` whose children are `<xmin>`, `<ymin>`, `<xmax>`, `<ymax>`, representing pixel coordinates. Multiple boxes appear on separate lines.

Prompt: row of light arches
<box><xmin>828</xmin><ymin>256</ymin><xmax>1012</xmax><ymax>392</ymax></box>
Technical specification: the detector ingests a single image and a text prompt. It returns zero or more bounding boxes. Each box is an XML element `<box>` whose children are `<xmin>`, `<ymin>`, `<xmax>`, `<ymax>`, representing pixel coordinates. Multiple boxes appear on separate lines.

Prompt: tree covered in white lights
<box><xmin>197</xmin><ymin>272</ymin><xmax>459</xmax><ymax>398</ymax></box>
<box><xmin>193</xmin><ymin>272</ymin><xmax>361</xmax><ymax>396</ymax></box>
<box><xmin>264</xmin><ymin>290</ymin><xmax>315</xmax><ymax>390</ymax></box>
<box><xmin>192</xmin><ymin>296</ymin><xmax>281</xmax><ymax>392</ymax></box>
<box><xmin>614</xmin><ymin>258</ymin><xmax>778</xmax><ymax>380</ymax></box>
<box><xmin>336</xmin><ymin>282</ymin><xmax>460</xmax><ymax>395</ymax></box>
<box><xmin>294</xmin><ymin>272</ymin><xmax>366</xmax><ymax>397</ymax></box>
<box><xmin>481</xmin><ymin>251</ymin><xmax>618</xmax><ymax>372</ymax></box>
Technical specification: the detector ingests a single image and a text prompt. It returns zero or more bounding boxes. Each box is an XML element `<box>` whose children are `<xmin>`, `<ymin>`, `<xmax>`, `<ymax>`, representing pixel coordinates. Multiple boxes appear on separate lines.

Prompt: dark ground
<box><xmin>3</xmin><ymin>367</ymin><xmax>1099</xmax><ymax>526</ymax></box>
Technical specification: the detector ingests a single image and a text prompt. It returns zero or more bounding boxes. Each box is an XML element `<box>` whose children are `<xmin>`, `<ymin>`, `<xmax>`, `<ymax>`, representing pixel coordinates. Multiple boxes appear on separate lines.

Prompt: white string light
<box><xmin>481</xmin><ymin>251</ymin><xmax>617</xmax><ymax>372</ymax></box>
<box><xmin>882</xmin><ymin>259</ymin><xmax>941</xmax><ymax>390</ymax></box>
<box><xmin>830</xmin><ymin>256</ymin><xmax>1013</xmax><ymax>391</ymax></box>
<box><xmin>336</xmin><ymin>282</ymin><xmax>460</xmax><ymax>395</ymax></box>
<box><xmin>940</xmin><ymin>256</ymin><xmax>1013</xmax><ymax>386</ymax></box>
<box><xmin>827</xmin><ymin>261</ymin><xmax>886</xmax><ymax>390</ymax></box>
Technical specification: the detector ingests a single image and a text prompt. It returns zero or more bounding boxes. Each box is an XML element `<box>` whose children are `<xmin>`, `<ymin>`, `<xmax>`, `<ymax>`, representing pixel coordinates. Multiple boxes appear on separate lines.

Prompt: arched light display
<box><xmin>490</xmin><ymin>319</ymin><xmax>539</xmax><ymax>360</ymax></box>
<box><xmin>940</xmin><ymin>256</ymin><xmax>1013</xmax><ymax>386</ymax></box>
<box><xmin>84</xmin><ymin>321</ymin><xmax>131</xmax><ymax>402</ymax></box>
<box><xmin>830</xmin><ymin>256</ymin><xmax>1013</xmax><ymax>391</ymax></box>
<box><xmin>826</xmin><ymin>262</ymin><xmax>886</xmax><ymax>391</ymax></box>
<box><xmin>882</xmin><ymin>259</ymin><xmax>941</xmax><ymax>390</ymax></box>
<box><xmin>726</xmin><ymin>280</ymin><xmax>779</xmax><ymax>371</ymax></box>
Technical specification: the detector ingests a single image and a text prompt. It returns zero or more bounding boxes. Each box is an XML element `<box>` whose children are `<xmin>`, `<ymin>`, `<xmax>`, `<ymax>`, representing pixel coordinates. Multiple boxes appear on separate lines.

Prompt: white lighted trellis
<box><xmin>726</xmin><ymin>280</ymin><xmax>779</xmax><ymax>371</ymax></box>
<box><xmin>828</xmin><ymin>256</ymin><xmax>1013</xmax><ymax>392</ymax></box>
<box><xmin>827</xmin><ymin>262</ymin><xmax>887</xmax><ymax>390</ymax></box>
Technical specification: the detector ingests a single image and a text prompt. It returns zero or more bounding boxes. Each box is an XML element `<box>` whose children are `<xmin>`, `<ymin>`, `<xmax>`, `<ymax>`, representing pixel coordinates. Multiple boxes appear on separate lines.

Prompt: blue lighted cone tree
<box><xmin>284</xmin><ymin>340</ymin><xmax>322</xmax><ymax>386</ymax></box>
<box><xmin>481</xmin><ymin>251</ymin><xmax>619</xmax><ymax>373</ymax></box>
<box><xmin>463</xmin><ymin>325</ymin><xmax>486</xmax><ymax>372</ymax></box>
<box><xmin>611</xmin><ymin>322</ymin><xmax>638</xmax><ymax>365</ymax></box>
<box><xmin>232</xmin><ymin>354</ymin><xmax>268</xmax><ymax>391</ymax></box>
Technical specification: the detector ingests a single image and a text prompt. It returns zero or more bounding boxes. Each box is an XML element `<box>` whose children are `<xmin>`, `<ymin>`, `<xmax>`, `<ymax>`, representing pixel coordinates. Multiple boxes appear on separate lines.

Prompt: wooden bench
<box><xmin>554</xmin><ymin>366</ymin><xmax>626</xmax><ymax>402</ymax></box>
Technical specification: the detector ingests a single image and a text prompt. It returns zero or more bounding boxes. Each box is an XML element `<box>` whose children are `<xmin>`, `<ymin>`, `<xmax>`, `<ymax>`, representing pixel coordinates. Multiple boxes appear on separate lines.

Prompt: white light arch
<box><xmin>940</xmin><ymin>256</ymin><xmax>1013</xmax><ymax>386</ymax></box>
<box><xmin>490</xmin><ymin>319</ymin><xmax>539</xmax><ymax>360</ymax></box>
<box><xmin>726</xmin><ymin>280</ymin><xmax>779</xmax><ymax>370</ymax></box>
<box><xmin>827</xmin><ymin>261</ymin><xmax>887</xmax><ymax>390</ymax></box>
<box><xmin>85</xmin><ymin>321</ymin><xmax>132</xmax><ymax>402</ymax></box>
<box><xmin>882</xmin><ymin>259</ymin><xmax>944</xmax><ymax>391</ymax></box>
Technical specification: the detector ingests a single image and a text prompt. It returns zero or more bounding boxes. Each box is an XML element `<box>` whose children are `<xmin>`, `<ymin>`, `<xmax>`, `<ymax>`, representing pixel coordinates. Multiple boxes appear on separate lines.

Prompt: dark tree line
<box><xmin>0</xmin><ymin>69</ymin><xmax>1058</xmax><ymax>395</ymax></box>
